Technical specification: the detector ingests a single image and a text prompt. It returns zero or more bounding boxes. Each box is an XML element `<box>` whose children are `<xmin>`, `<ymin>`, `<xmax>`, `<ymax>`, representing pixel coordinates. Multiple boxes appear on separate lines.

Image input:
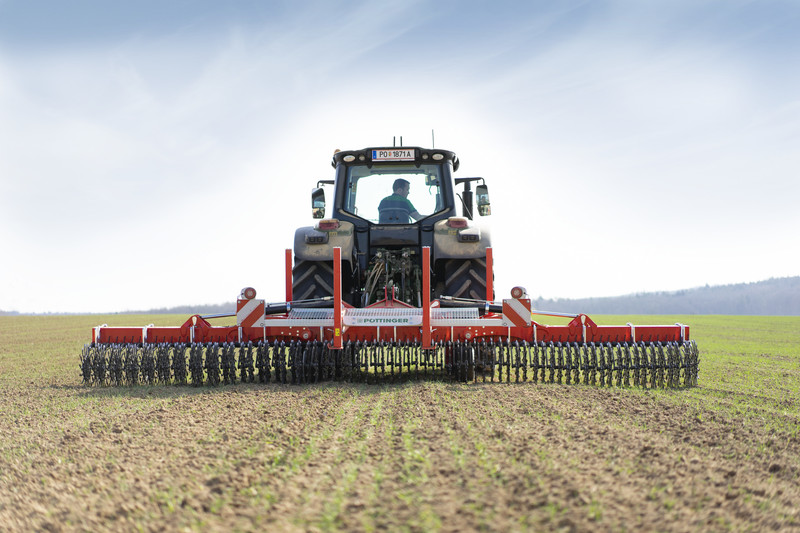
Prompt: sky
<box><xmin>1</xmin><ymin>0</ymin><xmax>799</xmax><ymax>314</ymax></box>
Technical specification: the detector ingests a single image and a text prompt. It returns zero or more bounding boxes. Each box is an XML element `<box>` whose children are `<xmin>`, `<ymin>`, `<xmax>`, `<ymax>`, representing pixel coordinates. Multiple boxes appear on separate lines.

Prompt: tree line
<box><xmin>532</xmin><ymin>277</ymin><xmax>800</xmax><ymax>315</ymax></box>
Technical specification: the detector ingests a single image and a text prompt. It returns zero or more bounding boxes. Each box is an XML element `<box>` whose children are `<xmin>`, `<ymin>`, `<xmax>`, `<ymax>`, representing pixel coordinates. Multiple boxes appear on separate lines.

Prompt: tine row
<box><xmin>80</xmin><ymin>340</ymin><xmax>699</xmax><ymax>389</ymax></box>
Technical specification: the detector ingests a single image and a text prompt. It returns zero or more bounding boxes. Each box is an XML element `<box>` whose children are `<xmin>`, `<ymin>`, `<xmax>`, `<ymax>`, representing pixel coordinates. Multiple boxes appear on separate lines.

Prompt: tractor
<box><xmin>292</xmin><ymin>146</ymin><xmax>492</xmax><ymax>308</ymax></box>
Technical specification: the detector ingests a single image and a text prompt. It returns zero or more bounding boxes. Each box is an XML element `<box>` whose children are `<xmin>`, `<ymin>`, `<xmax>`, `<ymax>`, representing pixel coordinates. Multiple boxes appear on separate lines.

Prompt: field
<box><xmin>1</xmin><ymin>315</ymin><xmax>798</xmax><ymax>532</ymax></box>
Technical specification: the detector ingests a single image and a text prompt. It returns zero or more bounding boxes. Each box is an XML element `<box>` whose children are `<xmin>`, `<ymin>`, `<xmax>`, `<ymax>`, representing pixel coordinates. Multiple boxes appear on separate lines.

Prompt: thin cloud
<box><xmin>1</xmin><ymin>1</ymin><xmax>798</xmax><ymax>312</ymax></box>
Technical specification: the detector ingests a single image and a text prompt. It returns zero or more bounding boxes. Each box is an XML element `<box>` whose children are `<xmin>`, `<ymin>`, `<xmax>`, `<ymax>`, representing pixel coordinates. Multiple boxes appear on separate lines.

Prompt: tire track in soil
<box><xmin>257</xmin><ymin>384</ymin><xmax>463</xmax><ymax>532</ymax></box>
<box><xmin>251</xmin><ymin>385</ymin><xmax>385</xmax><ymax>531</ymax></box>
<box><xmin>427</xmin><ymin>384</ymin><xmax>800</xmax><ymax>531</ymax></box>
<box><xmin>0</xmin><ymin>386</ymin><xmax>364</xmax><ymax>532</ymax></box>
<box><xmin>2</xmin><ymin>381</ymin><xmax>799</xmax><ymax>532</ymax></box>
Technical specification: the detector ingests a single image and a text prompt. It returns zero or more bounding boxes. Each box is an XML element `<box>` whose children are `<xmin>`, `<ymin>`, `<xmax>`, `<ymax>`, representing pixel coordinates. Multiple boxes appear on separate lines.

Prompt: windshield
<box><xmin>342</xmin><ymin>163</ymin><xmax>444</xmax><ymax>224</ymax></box>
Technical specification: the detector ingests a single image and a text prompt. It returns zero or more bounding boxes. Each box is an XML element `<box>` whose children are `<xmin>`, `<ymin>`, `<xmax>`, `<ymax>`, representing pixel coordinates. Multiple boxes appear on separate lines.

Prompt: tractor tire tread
<box><xmin>443</xmin><ymin>258</ymin><xmax>490</xmax><ymax>301</ymax></box>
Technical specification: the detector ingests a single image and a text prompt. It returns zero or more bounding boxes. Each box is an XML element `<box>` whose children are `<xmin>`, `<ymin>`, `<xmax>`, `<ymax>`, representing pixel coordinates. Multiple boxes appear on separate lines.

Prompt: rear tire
<box><xmin>292</xmin><ymin>260</ymin><xmax>335</xmax><ymax>302</ymax></box>
<box><xmin>443</xmin><ymin>258</ymin><xmax>492</xmax><ymax>300</ymax></box>
<box><xmin>292</xmin><ymin>260</ymin><xmax>352</xmax><ymax>305</ymax></box>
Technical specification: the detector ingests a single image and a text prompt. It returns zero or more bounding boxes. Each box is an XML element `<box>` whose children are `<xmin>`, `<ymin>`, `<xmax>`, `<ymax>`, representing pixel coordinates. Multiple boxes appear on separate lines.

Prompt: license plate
<box><xmin>372</xmin><ymin>149</ymin><xmax>416</xmax><ymax>161</ymax></box>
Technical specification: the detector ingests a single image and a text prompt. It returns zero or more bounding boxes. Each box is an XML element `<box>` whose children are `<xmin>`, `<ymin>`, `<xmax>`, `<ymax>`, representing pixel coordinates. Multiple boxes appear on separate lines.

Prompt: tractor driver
<box><xmin>378</xmin><ymin>178</ymin><xmax>421</xmax><ymax>223</ymax></box>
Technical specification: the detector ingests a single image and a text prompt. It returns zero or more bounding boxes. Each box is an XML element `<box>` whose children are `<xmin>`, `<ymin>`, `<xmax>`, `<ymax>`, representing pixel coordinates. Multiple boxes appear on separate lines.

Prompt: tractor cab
<box><xmin>295</xmin><ymin>146</ymin><xmax>492</xmax><ymax>307</ymax></box>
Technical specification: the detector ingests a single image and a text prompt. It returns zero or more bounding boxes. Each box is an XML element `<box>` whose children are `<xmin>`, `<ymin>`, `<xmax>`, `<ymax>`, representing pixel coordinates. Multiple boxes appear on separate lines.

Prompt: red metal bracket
<box><xmin>422</xmin><ymin>246</ymin><xmax>432</xmax><ymax>349</ymax></box>
<box><xmin>285</xmin><ymin>248</ymin><xmax>293</xmax><ymax>303</ymax></box>
<box><xmin>333</xmin><ymin>246</ymin><xmax>343</xmax><ymax>350</ymax></box>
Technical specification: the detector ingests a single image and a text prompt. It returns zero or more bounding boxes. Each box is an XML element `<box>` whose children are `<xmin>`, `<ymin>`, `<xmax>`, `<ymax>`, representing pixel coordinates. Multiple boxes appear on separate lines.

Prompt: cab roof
<box><xmin>332</xmin><ymin>146</ymin><xmax>459</xmax><ymax>171</ymax></box>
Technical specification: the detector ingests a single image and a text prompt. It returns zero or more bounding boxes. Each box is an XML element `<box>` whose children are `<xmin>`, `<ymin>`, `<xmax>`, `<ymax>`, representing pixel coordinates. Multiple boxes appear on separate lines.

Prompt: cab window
<box><xmin>342</xmin><ymin>164</ymin><xmax>443</xmax><ymax>223</ymax></box>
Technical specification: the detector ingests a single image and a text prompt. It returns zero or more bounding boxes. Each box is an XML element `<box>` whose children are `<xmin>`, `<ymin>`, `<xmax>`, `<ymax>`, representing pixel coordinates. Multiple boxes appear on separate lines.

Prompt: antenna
<box><xmin>431</xmin><ymin>129</ymin><xmax>435</xmax><ymax>148</ymax></box>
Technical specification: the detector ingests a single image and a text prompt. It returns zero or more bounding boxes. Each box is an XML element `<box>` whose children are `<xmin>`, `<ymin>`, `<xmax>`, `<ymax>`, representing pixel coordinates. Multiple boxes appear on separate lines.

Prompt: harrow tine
<box><xmin>315</xmin><ymin>341</ymin><xmax>323</xmax><ymax>382</ymax></box>
<box><xmin>607</xmin><ymin>343</ymin><xmax>616</xmax><ymax>387</ymax></box>
<box><xmin>299</xmin><ymin>340</ymin><xmax>308</xmax><ymax>385</ymax></box>
<box><xmin>172</xmin><ymin>344</ymin><xmax>187</xmax><ymax>385</ymax></box>
<box><xmin>688</xmin><ymin>341</ymin><xmax>697</xmax><ymax>386</ymax></box>
<box><xmin>564</xmin><ymin>343</ymin><xmax>573</xmax><ymax>385</ymax></box>
<box><xmin>141</xmin><ymin>345</ymin><xmax>156</xmax><ymax>386</ymax></box>
<box><xmin>366</xmin><ymin>340</ymin><xmax>374</xmax><ymax>382</ymax></box>
<box><xmin>188</xmin><ymin>343</ymin><xmax>202</xmax><ymax>385</ymax></box>
<box><xmin>350</xmin><ymin>341</ymin><xmax>360</xmax><ymax>382</ymax></box>
<box><xmin>386</xmin><ymin>341</ymin><xmax>394</xmax><ymax>380</ymax></box>
<box><xmin>465</xmin><ymin>341</ymin><xmax>473</xmax><ymax>383</ymax></box>
<box><xmin>308</xmin><ymin>341</ymin><xmax>316</xmax><ymax>384</ymax></box>
<box><xmin>316</xmin><ymin>340</ymin><xmax>326</xmax><ymax>382</ymax></box>
<box><xmin>290</xmin><ymin>341</ymin><xmax>299</xmax><ymax>384</ymax></box>
<box><xmin>410</xmin><ymin>342</ymin><xmax>416</xmax><ymax>382</ymax></box>
<box><xmin>326</xmin><ymin>341</ymin><xmax>334</xmax><ymax>381</ymax></box>
<box><xmin>278</xmin><ymin>341</ymin><xmax>287</xmax><ymax>384</ymax></box>
<box><xmin>638</xmin><ymin>342</ymin><xmax>648</xmax><ymax>389</ymax></box>
<box><xmin>92</xmin><ymin>345</ymin><xmax>107</xmax><ymax>386</ymax></box>
<box><xmin>261</xmin><ymin>341</ymin><xmax>270</xmax><ymax>383</ymax></box>
<box><xmin>656</xmin><ymin>343</ymin><xmax>666</xmax><ymax>388</ymax></box>
<box><xmin>290</xmin><ymin>341</ymin><xmax>301</xmax><ymax>385</ymax></box>
<box><xmin>455</xmin><ymin>341</ymin><xmax>462</xmax><ymax>382</ymax></box>
<box><xmin>303</xmin><ymin>340</ymin><xmax>312</xmax><ymax>384</ymax></box>
<box><xmin>648</xmin><ymin>343</ymin><xmax>657</xmax><ymax>389</ymax></box>
<box><xmin>492</xmin><ymin>342</ymin><xmax>500</xmax><ymax>383</ymax></box>
<box><xmin>155</xmin><ymin>344</ymin><xmax>170</xmax><ymax>385</ymax></box>
<box><xmin>417</xmin><ymin>341</ymin><xmax>424</xmax><ymax>380</ymax></box>
<box><xmin>82</xmin><ymin>333</ymin><xmax>697</xmax><ymax>389</ymax></box>
<box><xmin>256</xmin><ymin>341</ymin><xmax>268</xmax><ymax>384</ymax></box>
<box><xmin>124</xmin><ymin>344</ymin><xmax>139</xmax><ymax>386</ymax></box>
<box><xmin>337</xmin><ymin>341</ymin><xmax>346</xmax><ymax>381</ymax></box>
<box><xmin>577</xmin><ymin>344</ymin><xmax>586</xmax><ymax>386</ymax></box>
<box><xmin>220</xmin><ymin>343</ymin><xmax>234</xmax><ymax>385</ymax></box>
<box><xmin>343</xmin><ymin>341</ymin><xmax>353</xmax><ymax>382</ymax></box>
<box><xmin>379</xmin><ymin>341</ymin><xmax>386</xmax><ymax>380</ymax></box>
<box><xmin>207</xmin><ymin>344</ymin><xmax>220</xmax><ymax>386</ymax></box>
<box><xmin>109</xmin><ymin>346</ymin><xmax>122</xmax><ymax>386</ymax></box>
<box><xmin>406</xmin><ymin>338</ymin><xmax>419</xmax><ymax>376</ymax></box>
<box><xmin>444</xmin><ymin>341</ymin><xmax>452</xmax><ymax>378</ymax></box>
<box><xmin>239</xmin><ymin>342</ymin><xmax>253</xmax><ymax>383</ymax></box>
<box><xmin>599</xmin><ymin>343</ymin><xmax>607</xmax><ymax>386</ymax></box>
<box><xmin>80</xmin><ymin>345</ymin><xmax>93</xmax><ymax>385</ymax></box>
<box><xmin>502</xmin><ymin>342</ymin><xmax>509</xmax><ymax>383</ymax></box>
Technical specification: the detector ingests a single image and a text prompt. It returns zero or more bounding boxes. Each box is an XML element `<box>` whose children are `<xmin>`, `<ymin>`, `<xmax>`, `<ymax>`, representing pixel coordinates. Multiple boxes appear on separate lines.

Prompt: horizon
<box><xmin>2</xmin><ymin>274</ymin><xmax>797</xmax><ymax>315</ymax></box>
<box><xmin>2</xmin><ymin>1</ymin><xmax>799</xmax><ymax>313</ymax></box>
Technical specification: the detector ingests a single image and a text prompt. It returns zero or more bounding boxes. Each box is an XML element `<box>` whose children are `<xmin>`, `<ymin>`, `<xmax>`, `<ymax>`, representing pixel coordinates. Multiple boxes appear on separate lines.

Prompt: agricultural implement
<box><xmin>81</xmin><ymin>146</ymin><xmax>698</xmax><ymax>388</ymax></box>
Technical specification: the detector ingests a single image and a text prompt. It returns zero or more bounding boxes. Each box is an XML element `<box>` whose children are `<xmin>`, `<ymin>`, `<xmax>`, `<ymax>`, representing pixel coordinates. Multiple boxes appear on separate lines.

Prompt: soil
<box><xmin>1</xmin><ymin>379</ymin><xmax>798</xmax><ymax>532</ymax></box>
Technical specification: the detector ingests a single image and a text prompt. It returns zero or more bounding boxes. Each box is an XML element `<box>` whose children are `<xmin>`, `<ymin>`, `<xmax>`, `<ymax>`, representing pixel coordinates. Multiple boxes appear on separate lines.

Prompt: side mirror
<box><xmin>476</xmin><ymin>184</ymin><xmax>491</xmax><ymax>216</ymax></box>
<box><xmin>311</xmin><ymin>187</ymin><xmax>326</xmax><ymax>219</ymax></box>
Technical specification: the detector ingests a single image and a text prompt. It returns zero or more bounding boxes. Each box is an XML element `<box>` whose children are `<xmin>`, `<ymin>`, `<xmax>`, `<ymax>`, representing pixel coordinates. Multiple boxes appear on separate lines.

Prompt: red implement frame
<box><xmin>91</xmin><ymin>247</ymin><xmax>690</xmax><ymax>346</ymax></box>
